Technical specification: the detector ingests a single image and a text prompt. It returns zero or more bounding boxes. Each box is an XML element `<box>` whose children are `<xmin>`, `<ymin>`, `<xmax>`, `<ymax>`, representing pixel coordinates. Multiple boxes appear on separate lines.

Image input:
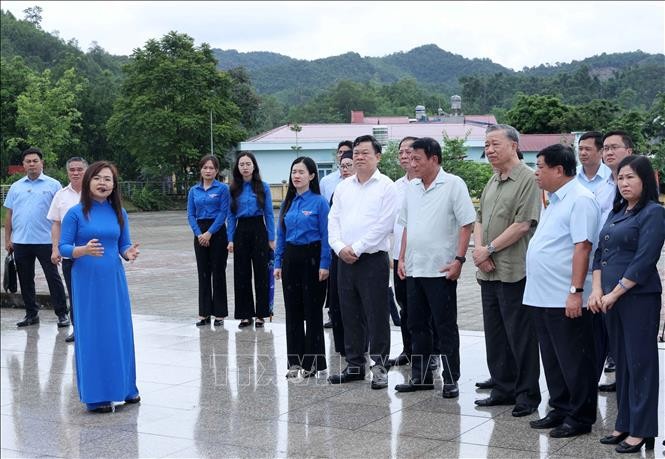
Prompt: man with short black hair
<box><xmin>394</xmin><ymin>137</ymin><xmax>476</xmax><ymax>399</ymax></box>
<box><xmin>525</xmin><ymin>144</ymin><xmax>600</xmax><ymax>438</ymax></box>
<box><xmin>4</xmin><ymin>147</ymin><xmax>69</xmax><ymax>328</ymax></box>
<box><xmin>47</xmin><ymin>156</ymin><xmax>88</xmax><ymax>341</ymax></box>
<box><xmin>328</xmin><ymin>135</ymin><xmax>397</xmax><ymax>389</ymax></box>
<box><xmin>576</xmin><ymin>131</ymin><xmax>611</xmax><ymax>194</ymax></box>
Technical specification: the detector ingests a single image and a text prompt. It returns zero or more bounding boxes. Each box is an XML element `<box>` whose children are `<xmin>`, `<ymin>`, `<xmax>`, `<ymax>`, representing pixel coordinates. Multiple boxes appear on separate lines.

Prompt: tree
<box><xmin>1</xmin><ymin>56</ymin><xmax>35</xmax><ymax>174</ymax></box>
<box><xmin>377</xmin><ymin>141</ymin><xmax>402</xmax><ymax>180</ymax></box>
<box><xmin>505</xmin><ymin>94</ymin><xmax>571</xmax><ymax>133</ymax></box>
<box><xmin>441</xmin><ymin>131</ymin><xmax>493</xmax><ymax>198</ymax></box>
<box><xmin>107</xmin><ymin>32</ymin><xmax>246</xmax><ymax>181</ymax></box>
<box><xmin>23</xmin><ymin>6</ymin><xmax>42</xmax><ymax>27</ymax></box>
<box><xmin>14</xmin><ymin>67</ymin><xmax>84</xmax><ymax>165</ymax></box>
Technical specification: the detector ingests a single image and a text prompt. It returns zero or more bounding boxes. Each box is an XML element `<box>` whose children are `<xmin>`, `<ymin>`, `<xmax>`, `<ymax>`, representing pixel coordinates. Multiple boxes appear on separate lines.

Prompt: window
<box><xmin>318</xmin><ymin>162</ymin><xmax>334</xmax><ymax>177</ymax></box>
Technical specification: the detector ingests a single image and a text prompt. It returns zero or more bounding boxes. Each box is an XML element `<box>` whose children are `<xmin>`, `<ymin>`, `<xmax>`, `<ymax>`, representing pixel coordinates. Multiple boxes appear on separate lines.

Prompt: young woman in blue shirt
<box><xmin>274</xmin><ymin>157</ymin><xmax>330</xmax><ymax>378</ymax></box>
<box><xmin>227</xmin><ymin>152</ymin><xmax>275</xmax><ymax>328</ymax></box>
<box><xmin>187</xmin><ymin>155</ymin><xmax>230</xmax><ymax>327</ymax></box>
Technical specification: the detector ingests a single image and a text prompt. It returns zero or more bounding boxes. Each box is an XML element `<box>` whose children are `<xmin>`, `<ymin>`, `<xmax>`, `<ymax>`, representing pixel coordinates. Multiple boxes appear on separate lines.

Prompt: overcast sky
<box><xmin>3</xmin><ymin>1</ymin><xmax>664</xmax><ymax>70</ymax></box>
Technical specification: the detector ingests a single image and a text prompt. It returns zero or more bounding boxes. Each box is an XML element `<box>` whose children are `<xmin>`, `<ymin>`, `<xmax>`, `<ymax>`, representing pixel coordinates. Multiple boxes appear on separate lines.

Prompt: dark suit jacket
<box><xmin>593</xmin><ymin>201</ymin><xmax>665</xmax><ymax>295</ymax></box>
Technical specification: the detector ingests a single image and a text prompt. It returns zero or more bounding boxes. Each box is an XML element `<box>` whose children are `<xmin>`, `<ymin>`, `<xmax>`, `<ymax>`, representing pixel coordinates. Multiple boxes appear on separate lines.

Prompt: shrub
<box><xmin>128</xmin><ymin>186</ymin><xmax>171</xmax><ymax>211</ymax></box>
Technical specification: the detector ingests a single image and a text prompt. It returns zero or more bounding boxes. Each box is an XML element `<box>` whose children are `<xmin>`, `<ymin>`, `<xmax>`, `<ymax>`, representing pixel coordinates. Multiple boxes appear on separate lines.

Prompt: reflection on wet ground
<box><xmin>2</xmin><ymin>309</ymin><xmax>663</xmax><ymax>458</ymax></box>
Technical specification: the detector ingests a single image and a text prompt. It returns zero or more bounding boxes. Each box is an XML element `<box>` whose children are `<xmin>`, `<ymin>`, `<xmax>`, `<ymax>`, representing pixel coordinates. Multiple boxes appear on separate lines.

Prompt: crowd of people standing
<box><xmin>4</xmin><ymin>126</ymin><xmax>664</xmax><ymax>453</ymax></box>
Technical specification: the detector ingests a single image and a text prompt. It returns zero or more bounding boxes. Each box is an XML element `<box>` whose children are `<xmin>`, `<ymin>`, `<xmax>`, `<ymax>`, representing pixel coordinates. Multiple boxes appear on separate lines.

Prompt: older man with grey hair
<box><xmin>472</xmin><ymin>124</ymin><xmax>542</xmax><ymax>417</ymax></box>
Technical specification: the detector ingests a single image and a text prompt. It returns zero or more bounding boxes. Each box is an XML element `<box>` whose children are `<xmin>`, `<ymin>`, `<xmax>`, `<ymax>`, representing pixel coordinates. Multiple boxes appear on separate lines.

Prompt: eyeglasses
<box><xmin>340</xmin><ymin>164</ymin><xmax>353</xmax><ymax>170</ymax></box>
<box><xmin>602</xmin><ymin>144</ymin><xmax>626</xmax><ymax>152</ymax></box>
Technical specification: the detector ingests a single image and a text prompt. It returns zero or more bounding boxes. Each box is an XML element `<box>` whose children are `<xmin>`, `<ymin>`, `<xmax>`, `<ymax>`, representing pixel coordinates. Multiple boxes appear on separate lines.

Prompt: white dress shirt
<box><xmin>319</xmin><ymin>171</ymin><xmax>342</xmax><ymax>203</ymax></box>
<box><xmin>328</xmin><ymin>168</ymin><xmax>396</xmax><ymax>256</ymax></box>
<box><xmin>47</xmin><ymin>183</ymin><xmax>81</xmax><ymax>223</ymax></box>
<box><xmin>392</xmin><ymin>175</ymin><xmax>410</xmax><ymax>260</ymax></box>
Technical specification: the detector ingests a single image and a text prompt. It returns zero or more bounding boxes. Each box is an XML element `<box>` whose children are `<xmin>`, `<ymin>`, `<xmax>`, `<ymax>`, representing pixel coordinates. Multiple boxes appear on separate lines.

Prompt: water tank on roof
<box><xmin>415</xmin><ymin>105</ymin><xmax>427</xmax><ymax>122</ymax></box>
<box><xmin>451</xmin><ymin>95</ymin><xmax>462</xmax><ymax>111</ymax></box>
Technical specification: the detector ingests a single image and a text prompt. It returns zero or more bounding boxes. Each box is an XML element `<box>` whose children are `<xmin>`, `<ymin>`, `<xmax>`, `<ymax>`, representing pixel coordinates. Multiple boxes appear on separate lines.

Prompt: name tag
<box><xmin>302</xmin><ymin>210</ymin><xmax>312</xmax><ymax>216</ymax></box>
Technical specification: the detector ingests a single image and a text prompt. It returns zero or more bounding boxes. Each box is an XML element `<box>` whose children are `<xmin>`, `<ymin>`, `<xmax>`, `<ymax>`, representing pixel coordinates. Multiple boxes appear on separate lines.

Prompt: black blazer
<box><xmin>593</xmin><ymin>201</ymin><xmax>665</xmax><ymax>295</ymax></box>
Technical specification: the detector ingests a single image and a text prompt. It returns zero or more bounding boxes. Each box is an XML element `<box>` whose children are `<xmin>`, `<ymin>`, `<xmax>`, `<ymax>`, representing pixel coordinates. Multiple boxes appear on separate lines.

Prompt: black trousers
<box><xmin>606</xmin><ymin>293</ymin><xmax>661</xmax><ymax>437</ymax></box>
<box><xmin>407</xmin><ymin>276</ymin><xmax>460</xmax><ymax>383</ymax></box>
<box><xmin>480</xmin><ymin>279</ymin><xmax>541</xmax><ymax>407</ymax></box>
<box><xmin>194</xmin><ymin>220</ymin><xmax>228</xmax><ymax>318</ymax></box>
<box><xmin>233</xmin><ymin>216</ymin><xmax>270</xmax><ymax>319</ymax></box>
<box><xmin>13</xmin><ymin>243</ymin><xmax>67</xmax><ymax>318</ymax></box>
<box><xmin>282</xmin><ymin>242</ymin><xmax>327</xmax><ymax>371</ymax></box>
<box><xmin>393</xmin><ymin>260</ymin><xmax>411</xmax><ymax>356</ymax></box>
<box><xmin>62</xmin><ymin>259</ymin><xmax>74</xmax><ymax>324</ymax></box>
<box><xmin>338</xmin><ymin>251</ymin><xmax>390</xmax><ymax>369</ymax></box>
<box><xmin>591</xmin><ymin>312</ymin><xmax>615</xmax><ymax>381</ymax></box>
<box><xmin>326</xmin><ymin>252</ymin><xmax>346</xmax><ymax>354</ymax></box>
<box><xmin>531</xmin><ymin>306</ymin><xmax>597</xmax><ymax>428</ymax></box>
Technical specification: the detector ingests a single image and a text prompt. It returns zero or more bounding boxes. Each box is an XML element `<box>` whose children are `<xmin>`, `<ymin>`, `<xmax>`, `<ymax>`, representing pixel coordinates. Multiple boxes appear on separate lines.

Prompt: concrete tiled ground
<box><xmin>1</xmin><ymin>210</ymin><xmax>664</xmax><ymax>458</ymax></box>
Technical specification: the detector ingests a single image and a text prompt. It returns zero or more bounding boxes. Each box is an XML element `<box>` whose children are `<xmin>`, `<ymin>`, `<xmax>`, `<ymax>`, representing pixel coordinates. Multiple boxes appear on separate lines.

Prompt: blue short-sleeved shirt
<box><xmin>3</xmin><ymin>173</ymin><xmax>62</xmax><ymax>244</ymax></box>
<box><xmin>227</xmin><ymin>181</ymin><xmax>275</xmax><ymax>242</ymax></box>
<box><xmin>523</xmin><ymin>179</ymin><xmax>600</xmax><ymax>308</ymax></box>
<box><xmin>186</xmin><ymin>180</ymin><xmax>230</xmax><ymax>236</ymax></box>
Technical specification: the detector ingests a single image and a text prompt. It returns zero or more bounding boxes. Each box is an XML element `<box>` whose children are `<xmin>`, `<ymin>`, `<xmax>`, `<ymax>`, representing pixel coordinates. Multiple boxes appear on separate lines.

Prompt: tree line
<box><xmin>1</xmin><ymin>8</ymin><xmax>663</xmax><ymax>188</ymax></box>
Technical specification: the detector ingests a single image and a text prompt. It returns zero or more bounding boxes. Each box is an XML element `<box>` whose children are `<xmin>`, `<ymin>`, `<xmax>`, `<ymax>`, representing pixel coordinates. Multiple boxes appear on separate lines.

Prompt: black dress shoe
<box><xmin>475</xmin><ymin>396</ymin><xmax>515</xmax><ymax>407</ymax></box>
<box><xmin>475</xmin><ymin>378</ymin><xmax>496</xmax><ymax>389</ymax></box>
<box><xmin>598</xmin><ymin>382</ymin><xmax>616</xmax><ymax>392</ymax></box>
<box><xmin>65</xmin><ymin>333</ymin><xmax>75</xmax><ymax>343</ymax></box>
<box><xmin>57</xmin><ymin>315</ymin><xmax>70</xmax><ymax>328</ymax></box>
<box><xmin>549</xmin><ymin>423</ymin><xmax>591</xmax><ymax>438</ymax></box>
<box><xmin>530</xmin><ymin>412</ymin><xmax>565</xmax><ymax>429</ymax></box>
<box><xmin>442</xmin><ymin>382</ymin><xmax>459</xmax><ymax>398</ymax></box>
<box><xmin>512</xmin><ymin>404</ymin><xmax>538</xmax><ymax>417</ymax></box>
<box><xmin>124</xmin><ymin>395</ymin><xmax>141</xmax><ymax>404</ymax></box>
<box><xmin>16</xmin><ymin>316</ymin><xmax>39</xmax><ymax>327</ymax></box>
<box><xmin>323</xmin><ymin>320</ymin><xmax>333</xmax><ymax>329</ymax></box>
<box><xmin>615</xmin><ymin>437</ymin><xmax>654</xmax><ymax>453</ymax></box>
<box><xmin>255</xmin><ymin>319</ymin><xmax>265</xmax><ymax>328</ymax></box>
<box><xmin>600</xmin><ymin>432</ymin><xmax>629</xmax><ymax>444</ymax></box>
<box><xmin>327</xmin><ymin>367</ymin><xmax>365</xmax><ymax>384</ymax></box>
<box><xmin>195</xmin><ymin>317</ymin><xmax>211</xmax><ymax>327</ymax></box>
<box><xmin>238</xmin><ymin>319</ymin><xmax>253</xmax><ymax>328</ymax></box>
<box><xmin>213</xmin><ymin>318</ymin><xmax>224</xmax><ymax>327</ymax></box>
<box><xmin>395</xmin><ymin>377</ymin><xmax>434</xmax><ymax>392</ymax></box>
<box><xmin>387</xmin><ymin>353</ymin><xmax>410</xmax><ymax>368</ymax></box>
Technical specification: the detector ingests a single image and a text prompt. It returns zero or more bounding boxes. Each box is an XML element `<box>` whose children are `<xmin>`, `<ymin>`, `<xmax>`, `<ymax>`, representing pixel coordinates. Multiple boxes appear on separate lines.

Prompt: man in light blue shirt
<box><xmin>524</xmin><ymin>144</ymin><xmax>599</xmax><ymax>438</ymax></box>
<box><xmin>576</xmin><ymin>131</ymin><xmax>611</xmax><ymax>194</ymax></box>
<box><xmin>319</xmin><ymin>140</ymin><xmax>352</xmax><ymax>202</ymax></box>
<box><xmin>3</xmin><ymin>147</ymin><xmax>69</xmax><ymax>328</ymax></box>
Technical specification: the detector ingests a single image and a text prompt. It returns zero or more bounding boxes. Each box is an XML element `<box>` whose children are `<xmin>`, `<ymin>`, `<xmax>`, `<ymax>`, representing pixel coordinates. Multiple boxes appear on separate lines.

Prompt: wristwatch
<box><xmin>569</xmin><ymin>286</ymin><xmax>584</xmax><ymax>294</ymax></box>
<box><xmin>487</xmin><ymin>242</ymin><xmax>496</xmax><ymax>255</ymax></box>
<box><xmin>455</xmin><ymin>256</ymin><xmax>466</xmax><ymax>264</ymax></box>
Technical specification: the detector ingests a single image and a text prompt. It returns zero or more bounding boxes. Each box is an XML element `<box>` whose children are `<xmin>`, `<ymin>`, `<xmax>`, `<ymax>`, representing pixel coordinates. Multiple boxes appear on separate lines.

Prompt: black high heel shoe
<box><xmin>600</xmin><ymin>432</ymin><xmax>628</xmax><ymax>444</ymax></box>
<box><xmin>615</xmin><ymin>437</ymin><xmax>654</xmax><ymax>454</ymax></box>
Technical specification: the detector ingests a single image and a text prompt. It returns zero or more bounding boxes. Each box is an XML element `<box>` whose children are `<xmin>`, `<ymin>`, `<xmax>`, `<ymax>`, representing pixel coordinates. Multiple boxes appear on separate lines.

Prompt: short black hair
<box><xmin>337</xmin><ymin>140</ymin><xmax>353</xmax><ymax>151</ymax></box>
<box><xmin>579</xmin><ymin>131</ymin><xmax>603</xmax><ymax>151</ymax></box>
<box><xmin>536</xmin><ymin>144</ymin><xmax>577</xmax><ymax>177</ymax></box>
<box><xmin>353</xmin><ymin>135</ymin><xmax>382</xmax><ymax>154</ymax></box>
<box><xmin>603</xmin><ymin>130</ymin><xmax>634</xmax><ymax>149</ymax></box>
<box><xmin>22</xmin><ymin>147</ymin><xmax>43</xmax><ymax>160</ymax></box>
<box><xmin>612</xmin><ymin>155</ymin><xmax>660</xmax><ymax>214</ymax></box>
<box><xmin>411</xmin><ymin>137</ymin><xmax>442</xmax><ymax>164</ymax></box>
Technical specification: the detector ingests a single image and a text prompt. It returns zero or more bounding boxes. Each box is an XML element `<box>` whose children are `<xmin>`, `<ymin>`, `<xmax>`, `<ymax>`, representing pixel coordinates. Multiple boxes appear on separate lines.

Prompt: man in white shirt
<box><xmin>328</xmin><ymin>135</ymin><xmax>397</xmax><ymax>389</ymax></box>
<box><xmin>387</xmin><ymin>136</ymin><xmax>420</xmax><ymax>368</ymax></box>
<box><xmin>47</xmin><ymin>156</ymin><xmax>87</xmax><ymax>342</ymax></box>
<box><xmin>394</xmin><ymin>137</ymin><xmax>476</xmax><ymax>399</ymax></box>
<box><xmin>319</xmin><ymin>140</ymin><xmax>353</xmax><ymax>202</ymax></box>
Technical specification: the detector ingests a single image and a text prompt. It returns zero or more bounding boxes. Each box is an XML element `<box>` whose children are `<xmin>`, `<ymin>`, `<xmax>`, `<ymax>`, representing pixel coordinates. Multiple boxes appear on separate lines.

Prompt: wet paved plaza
<box><xmin>1</xmin><ymin>211</ymin><xmax>664</xmax><ymax>458</ymax></box>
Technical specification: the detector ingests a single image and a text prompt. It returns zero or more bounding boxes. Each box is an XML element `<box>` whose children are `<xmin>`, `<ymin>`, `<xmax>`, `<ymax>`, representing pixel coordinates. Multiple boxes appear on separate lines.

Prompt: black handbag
<box><xmin>3</xmin><ymin>252</ymin><xmax>18</xmax><ymax>293</ymax></box>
